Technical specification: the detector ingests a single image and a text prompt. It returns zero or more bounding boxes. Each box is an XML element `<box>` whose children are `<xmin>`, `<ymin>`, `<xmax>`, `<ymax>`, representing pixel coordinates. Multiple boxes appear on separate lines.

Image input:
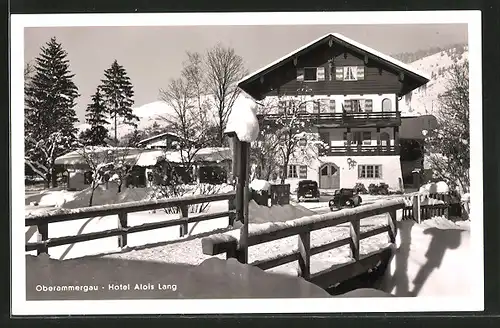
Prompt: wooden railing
<box><xmin>201</xmin><ymin>198</ymin><xmax>406</xmax><ymax>288</ymax></box>
<box><xmin>257</xmin><ymin>111</ymin><xmax>401</xmax><ymax>126</ymax></box>
<box><xmin>26</xmin><ymin>191</ymin><xmax>236</xmax><ymax>255</ymax></box>
<box><xmin>318</xmin><ymin>145</ymin><xmax>398</xmax><ymax>156</ymax></box>
<box><xmin>401</xmin><ymin>193</ymin><xmax>450</xmax><ymax>223</ymax></box>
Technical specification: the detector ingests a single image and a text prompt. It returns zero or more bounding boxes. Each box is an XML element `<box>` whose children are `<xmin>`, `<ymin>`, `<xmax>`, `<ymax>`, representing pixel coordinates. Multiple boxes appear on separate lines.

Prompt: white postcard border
<box><xmin>11</xmin><ymin>10</ymin><xmax>483</xmax><ymax>315</ymax></box>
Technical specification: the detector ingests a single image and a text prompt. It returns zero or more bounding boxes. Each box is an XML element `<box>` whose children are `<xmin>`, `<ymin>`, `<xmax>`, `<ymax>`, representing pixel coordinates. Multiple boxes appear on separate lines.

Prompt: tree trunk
<box><xmin>89</xmin><ymin>187</ymin><xmax>95</xmax><ymax>207</ymax></box>
<box><xmin>50</xmin><ymin>171</ymin><xmax>58</xmax><ymax>188</ymax></box>
<box><xmin>114</xmin><ymin>114</ymin><xmax>118</xmax><ymax>146</ymax></box>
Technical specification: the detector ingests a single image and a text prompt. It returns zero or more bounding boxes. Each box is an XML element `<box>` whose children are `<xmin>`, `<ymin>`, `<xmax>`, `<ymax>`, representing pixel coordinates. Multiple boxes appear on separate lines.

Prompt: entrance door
<box><xmin>319</xmin><ymin>163</ymin><xmax>340</xmax><ymax>189</ymax></box>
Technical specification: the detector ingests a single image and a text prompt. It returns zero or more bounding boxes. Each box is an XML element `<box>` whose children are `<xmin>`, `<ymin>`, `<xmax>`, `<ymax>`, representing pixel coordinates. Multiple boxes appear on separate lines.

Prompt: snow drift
<box><xmin>380</xmin><ymin>217</ymin><xmax>471</xmax><ymax>297</ymax></box>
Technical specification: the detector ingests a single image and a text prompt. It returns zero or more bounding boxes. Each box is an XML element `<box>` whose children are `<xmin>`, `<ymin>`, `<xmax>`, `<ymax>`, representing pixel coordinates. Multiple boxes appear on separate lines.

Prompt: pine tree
<box><xmin>100</xmin><ymin>60</ymin><xmax>138</xmax><ymax>145</ymax></box>
<box><xmin>80</xmin><ymin>88</ymin><xmax>109</xmax><ymax>146</ymax></box>
<box><xmin>25</xmin><ymin>37</ymin><xmax>79</xmax><ymax>188</ymax></box>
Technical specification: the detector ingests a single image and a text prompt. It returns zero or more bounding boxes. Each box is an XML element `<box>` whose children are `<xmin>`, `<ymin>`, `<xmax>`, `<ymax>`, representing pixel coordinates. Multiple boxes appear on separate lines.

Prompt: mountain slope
<box><xmin>398</xmin><ymin>45</ymin><xmax>468</xmax><ymax>117</ymax></box>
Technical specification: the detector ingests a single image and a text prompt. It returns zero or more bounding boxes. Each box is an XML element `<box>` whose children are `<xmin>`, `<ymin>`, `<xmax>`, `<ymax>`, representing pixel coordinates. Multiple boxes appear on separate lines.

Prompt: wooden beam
<box><xmin>297</xmin><ymin>231</ymin><xmax>311</xmax><ymax>279</ymax></box>
<box><xmin>117</xmin><ymin>212</ymin><xmax>128</xmax><ymax>248</ymax></box>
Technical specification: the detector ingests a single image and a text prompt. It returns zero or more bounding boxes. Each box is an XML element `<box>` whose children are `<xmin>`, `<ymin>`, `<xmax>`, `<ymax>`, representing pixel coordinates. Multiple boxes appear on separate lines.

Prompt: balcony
<box><xmin>318</xmin><ymin>145</ymin><xmax>399</xmax><ymax>157</ymax></box>
<box><xmin>257</xmin><ymin>111</ymin><xmax>401</xmax><ymax>128</ymax></box>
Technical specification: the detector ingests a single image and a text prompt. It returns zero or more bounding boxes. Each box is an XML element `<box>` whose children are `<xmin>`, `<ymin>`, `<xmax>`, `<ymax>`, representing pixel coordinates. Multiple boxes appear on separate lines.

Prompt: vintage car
<box><xmin>296</xmin><ymin>180</ymin><xmax>320</xmax><ymax>202</ymax></box>
<box><xmin>329</xmin><ymin>188</ymin><xmax>362</xmax><ymax>210</ymax></box>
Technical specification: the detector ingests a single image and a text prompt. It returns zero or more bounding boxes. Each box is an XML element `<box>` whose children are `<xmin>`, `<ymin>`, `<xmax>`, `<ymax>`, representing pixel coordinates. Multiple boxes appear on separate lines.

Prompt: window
<box><xmin>319</xmin><ymin>98</ymin><xmax>330</xmax><ymax>112</ymax></box>
<box><xmin>287</xmin><ymin>165</ymin><xmax>307</xmax><ymax>179</ymax></box>
<box><xmin>382</xmin><ymin>98</ymin><xmax>392</xmax><ymax>111</ymax></box>
<box><xmin>319</xmin><ymin>131</ymin><xmax>330</xmax><ymax>146</ymax></box>
<box><xmin>344</xmin><ymin>131</ymin><xmax>371</xmax><ymax>145</ymax></box>
<box><xmin>358</xmin><ymin>165</ymin><xmax>382</xmax><ymax>179</ymax></box>
<box><xmin>297</xmin><ymin>67</ymin><xmax>326</xmax><ymax>82</ymax></box>
<box><xmin>335</xmin><ymin>66</ymin><xmax>365</xmax><ymax>81</ymax></box>
<box><xmin>287</xmin><ymin>165</ymin><xmax>298</xmax><ymax>178</ymax></box>
<box><xmin>343</xmin><ymin>99</ymin><xmax>373</xmax><ymax>112</ymax></box>
<box><xmin>304</xmin><ymin>68</ymin><xmax>317</xmax><ymax>81</ymax></box>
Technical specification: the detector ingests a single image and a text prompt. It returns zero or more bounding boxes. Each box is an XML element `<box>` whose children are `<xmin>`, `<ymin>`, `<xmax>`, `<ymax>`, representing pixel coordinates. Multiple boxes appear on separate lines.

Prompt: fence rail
<box><xmin>201</xmin><ymin>198</ymin><xmax>405</xmax><ymax>288</ymax></box>
<box><xmin>26</xmin><ymin>191</ymin><xmax>237</xmax><ymax>255</ymax></box>
<box><xmin>401</xmin><ymin>193</ymin><xmax>451</xmax><ymax>222</ymax></box>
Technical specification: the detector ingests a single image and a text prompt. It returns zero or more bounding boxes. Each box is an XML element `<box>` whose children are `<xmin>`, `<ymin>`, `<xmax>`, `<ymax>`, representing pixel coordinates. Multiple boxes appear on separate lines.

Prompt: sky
<box><xmin>24</xmin><ymin>24</ymin><xmax>468</xmax><ymax>123</ymax></box>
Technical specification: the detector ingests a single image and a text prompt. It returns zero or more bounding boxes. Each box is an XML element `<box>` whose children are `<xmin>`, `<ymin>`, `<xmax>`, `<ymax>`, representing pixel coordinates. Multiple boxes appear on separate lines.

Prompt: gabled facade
<box><xmin>239</xmin><ymin>33</ymin><xmax>430</xmax><ymax>191</ymax></box>
<box><xmin>137</xmin><ymin>132</ymin><xmax>185</xmax><ymax>150</ymax></box>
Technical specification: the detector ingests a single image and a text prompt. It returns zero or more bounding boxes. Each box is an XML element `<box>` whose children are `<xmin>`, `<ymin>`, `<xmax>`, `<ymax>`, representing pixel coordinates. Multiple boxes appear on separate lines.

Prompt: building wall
<box><xmin>287</xmin><ymin>154</ymin><xmax>403</xmax><ymax>191</ymax></box>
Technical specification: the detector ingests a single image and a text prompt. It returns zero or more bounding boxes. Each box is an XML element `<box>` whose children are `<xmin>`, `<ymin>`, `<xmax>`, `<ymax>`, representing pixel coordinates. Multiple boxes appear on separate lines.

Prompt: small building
<box><xmin>237</xmin><ymin>33</ymin><xmax>431</xmax><ymax>192</ymax></box>
<box><xmin>137</xmin><ymin>132</ymin><xmax>186</xmax><ymax>150</ymax></box>
<box><xmin>54</xmin><ymin>146</ymin><xmax>232</xmax><ymax>191</ymax></box>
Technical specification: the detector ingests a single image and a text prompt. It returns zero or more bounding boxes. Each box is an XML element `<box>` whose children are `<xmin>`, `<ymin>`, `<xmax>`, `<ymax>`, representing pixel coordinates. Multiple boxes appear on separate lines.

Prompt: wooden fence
<box><xmin>401</xmin><ymin>193</ymin><xmax>450</xmax><ymax>223</ymax></box>
<box><xmin>26</xmin><ymin>191</ymin><xmax>236</xmax><ymax>255</ymax></box>
<box><xmin>201</xmin><ymin>198</ymin><xmax>406</xmax><ymax>289</ymax></box>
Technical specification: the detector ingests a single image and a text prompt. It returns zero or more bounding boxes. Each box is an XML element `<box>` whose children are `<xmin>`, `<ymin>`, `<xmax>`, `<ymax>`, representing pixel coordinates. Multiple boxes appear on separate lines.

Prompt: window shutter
<box><xmin>356</xmin><ymin>66</ymin><xmax>365</xmax><ymax>80</ymax></box>
<box><xmin>343</xmin><ymin>100</ymin><xmax>352</xmax><ymax>112</ymax></box>
<box><xmin>306</xmin><ymin>101</ymin><xmax>314</xmax><ymax>113</ymax></box>
<box><xmin>329</xmin><ymin>99</ymin><xmax>336</xmax><ymax>112</ymax></box>
<box><xmin>297</xmin><ymin>68</ymin><xmax>304</xmax><ymax>81</ymax></box>
<box><xmin>299</xmin><ymin>165</ymin><xmax>307</xmax><ymax>179</ymax></box>
<box><xmin>317</xmin><ymin>67</ymin><xmax>325</xmax><ymax>81</ymax></box>
<box><xmin>365</xmin><ymin>99</ymin><xmax>373</xmax><ymax>112</ymax></box>
<box><xmin>335</xmin><ymin>67</ymin><xmax>344</xmax><ymax>80</ymax></box>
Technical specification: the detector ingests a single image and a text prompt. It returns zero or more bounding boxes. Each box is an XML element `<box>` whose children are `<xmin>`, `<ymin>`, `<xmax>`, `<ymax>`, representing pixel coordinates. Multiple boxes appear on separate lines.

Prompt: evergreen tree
<box><xmin>100</xmin><ymin>60</ymin><xmax>138</xmax><ymax>145</ymax></box>
<box><xmin>80</xmin><ymin>88</ymin><xmax>109</xmax><ymax>146</ymax></box>
<box><xmin>25</xmin><ymin>37</ymin><xmax>79</xmax><ymax>188</ymax></box>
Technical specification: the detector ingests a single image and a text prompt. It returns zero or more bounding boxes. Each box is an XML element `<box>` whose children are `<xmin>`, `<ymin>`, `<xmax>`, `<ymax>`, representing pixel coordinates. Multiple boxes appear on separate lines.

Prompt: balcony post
<box><xmin>394</xmin><ymin>126</ymin><xmax>400</xmax><ymax>153</ymax></box>
<box><xmin>346</xmin><ymin>128</ymin><xmax>352</xmax><ymax>153</ymax></box>
<box><xmin>376</xmin><ymin>127</ymin><xmax>381</xmax><ymax>155</ymax></box>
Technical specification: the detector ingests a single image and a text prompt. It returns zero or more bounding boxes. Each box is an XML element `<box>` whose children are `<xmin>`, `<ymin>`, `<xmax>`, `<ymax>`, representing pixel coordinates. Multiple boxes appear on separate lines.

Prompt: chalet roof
<box><xmin>238</xmin><ymin>33</ymin><xmax>431</xmax><ymax>98</ymax></box>
<box><xmin>54</xmin><ymin>147</ymin><xmax>232</xmax><ymax>167</ymax></box>
<box><xmin>137</xmin><ymin>132</ymin><xmax>182</xmax><ymax>145</ymax></box>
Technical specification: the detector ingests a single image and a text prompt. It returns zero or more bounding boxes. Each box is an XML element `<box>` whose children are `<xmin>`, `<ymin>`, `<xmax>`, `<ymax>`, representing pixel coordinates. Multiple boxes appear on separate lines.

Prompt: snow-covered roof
<box><xmin>238</xmin><ymin>33</ymin><xmax>430</xmax><ymax>87</ymax></box>
<box><xmin>55</xmin><ymin>147</ymin><xmax>232</xmax><ymax>167</ymax></box>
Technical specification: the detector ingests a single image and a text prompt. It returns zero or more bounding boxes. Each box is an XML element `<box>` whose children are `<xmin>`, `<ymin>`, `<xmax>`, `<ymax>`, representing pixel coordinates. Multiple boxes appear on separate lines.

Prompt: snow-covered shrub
<box><xmin>353</xmin><ymin>182</ymin><xmax>368</xmax><ymax>194</ymax></box>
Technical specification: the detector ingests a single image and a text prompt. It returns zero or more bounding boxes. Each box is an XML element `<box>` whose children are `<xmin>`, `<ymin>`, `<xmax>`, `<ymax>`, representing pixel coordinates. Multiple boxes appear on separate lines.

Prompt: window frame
<box><xmin>358</xmin><ymin>164</ymin><xmax>383</xmax><ymax>179</ymax></box>
<box><xmin>303</xmin><ymin>67</ymin><xmax>318</xmax><ymax>82</ymax></box>
<box><xmin>287</xmin><ymin>165</ymin><xmax>299</xmax><ymax>179</ymax></box>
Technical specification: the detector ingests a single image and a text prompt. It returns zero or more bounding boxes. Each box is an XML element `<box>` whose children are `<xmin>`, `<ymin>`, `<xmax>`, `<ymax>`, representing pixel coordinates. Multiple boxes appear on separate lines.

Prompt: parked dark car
<box><xmin>297</xmin><ymin>180</ymin><xmax>320</xmax><ymax>202</ymax></box>
<box><xmin>329</xmin><ymin>188</ymin><xmax>362</xmax><ymax>210</ymax></box>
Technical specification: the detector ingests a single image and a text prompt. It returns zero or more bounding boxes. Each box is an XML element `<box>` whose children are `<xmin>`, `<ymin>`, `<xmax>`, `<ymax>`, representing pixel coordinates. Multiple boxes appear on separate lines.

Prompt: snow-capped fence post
<box><xmin>117</xmin><ymin>212</ymin><xmax>128</xmax><ymax>248</ymax></box>
<box><xmin>349</xmin><ymin>220</ymin><xmax>360</xmax><ymax>261</ymax></box>
<box><xmin>297</xmin><ymin>231</ymin><xmax>311</xmax><ymax>279</ymax></box>
<box><xmin>36</xmin><ymin>223</ymin><xmax>49</xmax><ymax>255</ymax></box>
<box><xmin>179</xmin><ymin>204</ymin><xmax>189</xmax><ymax>237</ymax></box>
<box><xmin>228</xmin><ymin>194</ymin><xmax>236</xmax><ymax>227</ymax></box>
<box><xmin>224</xmin><ymin>99</ymin><xmax>260</xmax><ymax>264</ymax></box>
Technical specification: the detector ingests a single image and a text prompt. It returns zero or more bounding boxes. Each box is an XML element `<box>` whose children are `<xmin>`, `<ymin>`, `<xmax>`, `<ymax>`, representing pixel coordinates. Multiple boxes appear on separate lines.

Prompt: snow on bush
<box><xmin>38</xmin><ymin>190</ymin><xmax>78</xmax><ymax>208</ymax></box>
<box><xmin>249</xmin><ymin>179</ymin><xmax>271</xmax><ymax>192</ymax></box>
<box><xmin>419</xmin><ymin>181</ymin><xmax>449</xmax><ymax>194</ymax></box>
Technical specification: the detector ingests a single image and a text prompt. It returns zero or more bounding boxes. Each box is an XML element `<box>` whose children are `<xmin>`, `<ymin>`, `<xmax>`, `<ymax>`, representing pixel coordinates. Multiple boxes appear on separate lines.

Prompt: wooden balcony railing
<box><xmin>257</xmin><ymin>111</ymin><xmax>401</xmax><ymax>127</ymax></box>
<box><xmin>318</xmin><ymin>145</ymin><xmax>398</xmax><ymax>156</ymax></box>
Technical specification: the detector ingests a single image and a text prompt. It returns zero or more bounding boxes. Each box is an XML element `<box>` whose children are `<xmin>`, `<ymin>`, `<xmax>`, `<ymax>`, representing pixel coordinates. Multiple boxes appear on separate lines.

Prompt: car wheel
<box><xmin>345</xmin><ymin>200</ymin><xmax>352</xmax><ymax>207</ymax></box>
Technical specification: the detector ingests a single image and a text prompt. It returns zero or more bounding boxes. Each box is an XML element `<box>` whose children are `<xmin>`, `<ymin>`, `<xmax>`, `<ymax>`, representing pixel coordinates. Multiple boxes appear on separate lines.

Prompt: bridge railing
<box><xmin>201</xmin><ymin>198</ymin><xmax>406</xmax><ymax>288</ymax></box>
<box><xmin>26</xmin><ymin>191</ymin><xmax>236</xmax><ymax>255</ymax></box>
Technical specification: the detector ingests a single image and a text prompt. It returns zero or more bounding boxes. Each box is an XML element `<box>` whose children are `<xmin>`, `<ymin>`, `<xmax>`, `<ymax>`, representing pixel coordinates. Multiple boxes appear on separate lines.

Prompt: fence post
<box><xmin>36</xmin><ymin>223</ymin><xmax>49</xmax><ymax>255</ymax></box>
<box><xmin>412</xmin><ymin>195</ymin><xmax>420</xmax><ymax>223</ymax></box>
<box><xmin>225</xmin><ymin>239</ymin><xmax>239</xmax><ymax>260</ymax></box>
<box><xmin>297</xmin><ymin>231</ymin><xmax>311</xmax><ymax>279</ymax></box>
<box><xmin>349</xmin><ymin>220</ymin><xmax>360</xmax><ymax>261</ymax></box>
<box><xmin>228</xmin><ymin>195</ymin><xmax>236</xmax><ymax>227</ymax></box>
<box><xmin>388</xmin><ymin>210</ymin><xmax>397</xmax><ymax>244</ymax></box>
<box><xmin>118</xmin><ymin>212</ymin><xmax>128</xmax><ymax>248</ymax></box>
<box><xmin>179</xmin><ymin>204</ymin><xmax>189</xmax><ymax>237</ymax></box>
